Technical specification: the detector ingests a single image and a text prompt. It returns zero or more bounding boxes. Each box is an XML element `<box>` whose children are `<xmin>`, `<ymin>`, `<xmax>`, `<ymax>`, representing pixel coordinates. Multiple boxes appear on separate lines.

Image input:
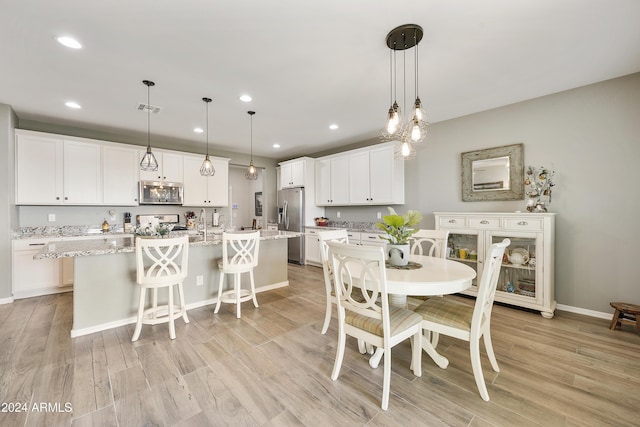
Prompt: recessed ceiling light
<box><xmin>65</xmin><ymin>101</ymin><xmax>82</xmax><ymax>109</ymax></box>
<box><xmin>329</xmin><ymin>124</ymin><xmax>339</xmax><ymax>130</ymax></box>
<box><xmin>56</xmin><ymin>36</ymin><xmax>82</xmax><ymax>49</ymax></box>
<box><xmin>272</xmin><ymin>143</ymin><xmax>280</xmax><ymax>148</ymax></box>
<box><xmin>239</xmin><ymin>95</ymin><xmax>252</xmax><ymax>102</ymax></box>
<box><xmin>194</xmin><ymin>127</ymin><xmax>204</xmax><ymax>133</ymax></box>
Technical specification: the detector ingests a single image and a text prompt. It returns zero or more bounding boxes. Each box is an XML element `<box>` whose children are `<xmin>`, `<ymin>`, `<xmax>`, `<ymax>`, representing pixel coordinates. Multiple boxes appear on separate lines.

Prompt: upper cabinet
<box><xmin>279</xmin><ymin>157</ymin><xmax>314</xmax><ymax>189</ymax></box>
<box><xmin>349</xmin><ymin>144</ymin><xmax>403</xmax><ymax>205</ymax></box>
<box><xmin>16</xmin><ymin>131</ymin><xmax>102</xmax><ymax>205</ymax></box>
<box><xmin>102</xmin><ymin>145</ymin><xmax>140</xmax><ymax>206</ymax></box>
<box><xmin>63</xmin><ymin>140</ymin><xmax>102</xmax><ymax>205</ymax></box>
<box><xmin>182</xmin><ymin>154</ymin><xmax>229</xmax><ymax>207</ymax></box>
<box><xmin>16</xmin><ymin>132</ymin><xmax>64</xmax><ymax>205</ymax></box>
<box><xmin>315</xmin><ymin>155</ymin><xmax>349</xmax><ymax>206</ymax></box>
<box><xmin>314</xmin><ymin>142</ymin><xmax>404</xmax><ymax>207</ymax></box>
<box><xmin>139</xmin><ymin>150</ymin><xmax>183</xmax><ymax>183</ymax></box>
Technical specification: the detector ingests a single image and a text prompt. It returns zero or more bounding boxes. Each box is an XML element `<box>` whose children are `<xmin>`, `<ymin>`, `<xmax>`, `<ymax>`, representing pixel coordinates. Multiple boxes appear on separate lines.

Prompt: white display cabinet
<box><xmin>435</xmin><ymin>212</ymin><xmax>556</xmax><ymax>318</ymax></box>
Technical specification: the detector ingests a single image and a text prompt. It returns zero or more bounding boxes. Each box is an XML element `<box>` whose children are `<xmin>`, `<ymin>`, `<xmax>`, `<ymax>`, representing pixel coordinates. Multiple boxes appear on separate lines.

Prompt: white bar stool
<box><xmin>214</xmin><ymin>231</ymin><xmax>260</xmax><ymax>318</ymax></box>
<box><xmin>132</xmin><ymin>235</ymin><xmax>189</xmax><ymax>341</ymax></box>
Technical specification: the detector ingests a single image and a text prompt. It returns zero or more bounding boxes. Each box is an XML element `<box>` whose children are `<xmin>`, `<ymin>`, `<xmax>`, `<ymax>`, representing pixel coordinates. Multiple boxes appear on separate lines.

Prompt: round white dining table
<box><xmin>369</xmin><ymin>254</ymin><xmax>476</xmax><ymax>369</ymax></box>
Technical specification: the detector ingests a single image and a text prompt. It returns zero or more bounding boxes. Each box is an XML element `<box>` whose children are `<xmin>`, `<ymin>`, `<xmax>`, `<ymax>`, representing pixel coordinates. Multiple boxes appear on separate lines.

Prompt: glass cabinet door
<box><xmin>446</xmin><ymin>231</ymin><xmax>481</xmax><ymax>287</ymax></box>
<box><xmin>490</xmin><ymin>233</ymin><xmax>539</xmax><ymax>302</ymax></box>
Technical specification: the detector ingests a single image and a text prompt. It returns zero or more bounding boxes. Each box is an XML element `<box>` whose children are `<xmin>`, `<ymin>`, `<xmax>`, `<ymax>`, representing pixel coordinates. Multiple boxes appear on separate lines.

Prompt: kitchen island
<box><xmin>35</xmin><ymin>230</ymin><xmax>300</xmax><ymax>337</ymax></box>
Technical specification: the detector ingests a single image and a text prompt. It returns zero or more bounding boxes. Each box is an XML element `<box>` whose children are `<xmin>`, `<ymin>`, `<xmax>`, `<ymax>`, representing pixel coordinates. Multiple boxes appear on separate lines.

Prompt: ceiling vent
<box><xmin>136</xmin><ymin>103</ymin><xmax>161</xmax><ymax>114</ymax></box>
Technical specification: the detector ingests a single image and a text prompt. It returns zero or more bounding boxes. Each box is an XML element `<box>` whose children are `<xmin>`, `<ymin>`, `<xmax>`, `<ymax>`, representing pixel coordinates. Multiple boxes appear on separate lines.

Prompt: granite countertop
<box><xmin>305</xmin><ymin>221</ymin><xmax>383</xmax><ymax>234</ymax></box>
<box><xmin>33</xmin><ymin>230</ymin><xmax>301</xmax><ymax>259</ymax></box>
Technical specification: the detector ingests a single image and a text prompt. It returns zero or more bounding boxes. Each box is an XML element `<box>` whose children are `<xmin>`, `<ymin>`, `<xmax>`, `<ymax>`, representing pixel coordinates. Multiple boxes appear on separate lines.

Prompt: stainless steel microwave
<box><xmin>139</xmin><ymin>181</ymin><xmax>183</xmax><ymax>205</ymax></box>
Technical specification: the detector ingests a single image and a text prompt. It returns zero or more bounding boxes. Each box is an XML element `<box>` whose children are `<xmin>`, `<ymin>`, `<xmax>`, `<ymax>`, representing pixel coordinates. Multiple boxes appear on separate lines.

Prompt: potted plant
<box><xmin>376</xmin><ymin>207</ymin><xmax>423</xmax><ymax>266</ymax></box>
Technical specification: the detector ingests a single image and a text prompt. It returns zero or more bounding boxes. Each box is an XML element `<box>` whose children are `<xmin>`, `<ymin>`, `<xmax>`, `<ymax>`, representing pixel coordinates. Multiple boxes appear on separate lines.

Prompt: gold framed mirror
<box><xmin>461</xmin><ymin>143</ymin><xmax>524</xmax><ymax>201</ymax></box>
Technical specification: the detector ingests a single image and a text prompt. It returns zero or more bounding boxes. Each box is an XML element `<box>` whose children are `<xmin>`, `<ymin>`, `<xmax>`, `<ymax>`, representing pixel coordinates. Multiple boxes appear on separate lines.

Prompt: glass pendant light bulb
<box><xmin>140</xmin><ymin>80</ymin><xmax>159</xmax><ymax>172</ymax></box>
<box><xmin>200</xmin><ymin>97</ymin><xmax>215</xmax><ymax>176</ymax></box>
<box><xmin>411</xmin><ymin>117</ymin><xmax>421</xmax><ymax>142</ymax></box>
<box><xmin>401</xmin><ymin>141</ymin><xmax>412</xmax><ymax>157</ymax></box>
<box><xmin>386</xmin><ymin>107</ymin><xmax>397</xmax><ymax>134</ymax></box>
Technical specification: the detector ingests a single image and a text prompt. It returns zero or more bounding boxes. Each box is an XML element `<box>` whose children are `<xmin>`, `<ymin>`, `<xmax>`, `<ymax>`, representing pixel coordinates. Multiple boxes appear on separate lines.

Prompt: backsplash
<box><xmin>326</xmin><ymin>221</ymin><xmax>380</xmax><ymax>232</ymax></box>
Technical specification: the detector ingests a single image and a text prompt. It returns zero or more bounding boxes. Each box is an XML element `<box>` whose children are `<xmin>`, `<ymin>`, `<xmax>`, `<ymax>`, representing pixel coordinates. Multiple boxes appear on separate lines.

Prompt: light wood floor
<box><xmin>1</xmin><ymin>263</ymin><xmax>639</xmax><ymax>426</ymax></box>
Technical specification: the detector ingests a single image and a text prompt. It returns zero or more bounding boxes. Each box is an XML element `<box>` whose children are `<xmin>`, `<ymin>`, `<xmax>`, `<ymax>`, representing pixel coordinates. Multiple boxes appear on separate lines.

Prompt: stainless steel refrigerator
<box><xmin>277</xmin><ymin>187</ymin><xmax>305</xmax><ymax>264</ymax></box>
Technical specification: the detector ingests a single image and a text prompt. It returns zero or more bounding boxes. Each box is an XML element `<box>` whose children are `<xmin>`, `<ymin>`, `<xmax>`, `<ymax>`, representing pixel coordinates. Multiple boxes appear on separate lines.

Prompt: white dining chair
<box><xmin>133</xmin><ymin>235</ymin><xmax>190</xmax><ymax>341</ymax></box>
<box><xmin>409</xmin><ymin>229</ymin><xmax>450</xmax><ymax>346</ymax></box>
<box><xmin>413</xmin><ymin>238</ymin><xmax>510</xmax><ymax>401</ymax></box>
<box><xmin>327</xmin><ymin>241</ymin><xmax>422</xmax><ymax>411</ymax></box>
<box><xmin>214</xmin><ymin>231</ymin><xmax>260</xmax><ymax>319</ymax></box>
<box><xmin>410</xmin><ymin>229</ymin><xmax>450</xmax><ymax>257</ymax></box>
<box><xmin>317</xmin><ymin>229</ymin><xmax>349</xmax><ymax>335</ymax></box>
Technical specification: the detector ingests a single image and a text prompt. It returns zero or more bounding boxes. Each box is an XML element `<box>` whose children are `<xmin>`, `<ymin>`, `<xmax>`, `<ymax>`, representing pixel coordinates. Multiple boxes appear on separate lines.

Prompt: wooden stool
<box><xmin>609</xmin><ymin>302</ymin><xmax>640</xmax><ymax>335</ymax></box>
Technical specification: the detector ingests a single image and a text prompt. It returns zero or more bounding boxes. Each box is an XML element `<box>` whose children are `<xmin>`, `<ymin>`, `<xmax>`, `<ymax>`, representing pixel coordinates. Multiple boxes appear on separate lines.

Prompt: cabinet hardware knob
<box><xmin>517</xmin><ymin>221</ymin><xmax>528</xmax><ymax>226</ymax></box>
<box><xmin>480</xmin><ymin>220</ymin><xmax>489</xmax><ymax>224</ymax></box>
<box><xmin>448</xmin><ymin>219</ymin><xmax>456</xmax><ymax>223</ymax></box>
<box><xmin>56</xmin><ymin>197</ymin><xmax>60</xmax><ymax>200</ymax></box>
<box><xmin>64</xmin><ymin>197</ymin><xmax>68</xmax><ymax>200</ymax></box>
<box><xmin>134</xmin><ymin>198</ymin><xmax>137</xmax><ymax>201</ymax></box>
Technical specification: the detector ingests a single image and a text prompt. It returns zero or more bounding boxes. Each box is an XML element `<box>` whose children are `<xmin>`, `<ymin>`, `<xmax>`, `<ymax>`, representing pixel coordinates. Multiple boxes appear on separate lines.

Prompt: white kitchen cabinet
<box><xmin>279</xmin><ymin>157</ymin><xmax>313</xmax><ymax>189</ymax></box>
<box><xmin>349</xmin><ymin>143</ymin><xmax>403</xmax><ymax>205</ymax></box>
<box><xmin>139</xmin><ymin>150</ymin><xmax>184</xmax><ymax>183</ymax></box>
<box><xmin>315</xmin><ymin>155</ymin><xmax>350</xmax><ymax>206</ymax></box>
<box><xmin>182</xmin><ymin>154</ymin><xmax>229</xmax><ymax>207</ymax></box>
<box><xmin>15</xmin><ymin>132</ymin><xmax>63</xmax><ymax>204</ymax></box>
<box><xmin>304</xmin><ymin>228</ymin><xmax>323</xmax><ymax>266</ymax></box>
<box><xmin>102</xmin><ymin>144</ymin><xmax>140</xmax><ymax>205</ymax></box>
<box><xmin>63</xmin><ymin>140</ymin><xmax>103</xmax><ymax>204</ymax></box>
<box><xmin>435</xmin><ymin>212</ymin><xmax>556</xmax><ymax>318</ymax></box>
<box><xmin>12</xmin><ymin>238</ymin><xmax>69</xmax><ymax>299</ymax></box>
<box><xmin>15</xmin><ymin>131</ymin><xmax>102</xmax><ymax>205</ymax></box>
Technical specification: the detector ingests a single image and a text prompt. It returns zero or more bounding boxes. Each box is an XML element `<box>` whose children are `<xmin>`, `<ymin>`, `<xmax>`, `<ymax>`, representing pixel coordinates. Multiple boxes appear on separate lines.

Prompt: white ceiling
<box><xmin>2</xmin><ymin>0</ymin><xmax>640</xmax><ymax>160</ymax></box>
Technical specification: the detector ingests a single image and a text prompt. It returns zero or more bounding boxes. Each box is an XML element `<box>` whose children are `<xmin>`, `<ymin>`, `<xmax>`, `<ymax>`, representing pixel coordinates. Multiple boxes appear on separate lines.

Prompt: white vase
<box><xmin>388</xmin><ymin>244</ymin><xmax>410</xmax><ymax>267</ymax></box>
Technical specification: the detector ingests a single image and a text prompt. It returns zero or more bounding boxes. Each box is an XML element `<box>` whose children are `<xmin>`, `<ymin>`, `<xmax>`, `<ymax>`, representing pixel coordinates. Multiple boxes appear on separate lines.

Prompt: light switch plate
<box><xmin>337</xmin><ymin>211</ymin><xmax>341</xmax><ymax>218</ymax></box>
<box><xmin>48</xmin><ymin>213</ymin><xmax>56</xmax><ymax>222</ymax></box>
<box><xmin>377</xmin><ymin>212</ymin><xmax>382</xmax><ymax>219</ymax></box>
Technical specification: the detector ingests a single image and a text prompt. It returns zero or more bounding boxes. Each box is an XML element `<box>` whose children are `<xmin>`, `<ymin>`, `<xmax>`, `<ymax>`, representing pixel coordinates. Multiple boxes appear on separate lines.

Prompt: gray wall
<box><xmin>325</xmin><ymin>73</ymin><xmax>640</xmax><ymax>314</ymax></box>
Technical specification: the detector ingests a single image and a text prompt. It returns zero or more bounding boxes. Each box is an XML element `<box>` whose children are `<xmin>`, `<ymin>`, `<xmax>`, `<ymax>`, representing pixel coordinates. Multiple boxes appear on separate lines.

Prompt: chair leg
<box><xmin>321</xmin><ymin>295</ymin><xmax>332</xmax><ymax>335</ymax></box>
<box><xmin>470</xmin><ymin>339</ymin><xmax>490</xmax><ymax>401</ymax></box>
<box><xmin>178</xmin><ymin>283</ymin><xmax>189</xmax><ymax>324</ymax></box>
<box><xmin>249</xmin><ymin>269</ymin><xmax>259</xmax><ymax>308</ymax></box>
<box><xmin>132</xmin><ymin>287</ymin><xmax>146</xmax><ymax>342</ymax></box>
<box><xmin>381</xmin><ymin>345</ymin><xmax>391</xmax><ymax>411</ymax></box>
<box><xmin>235</xmin><ymin>273</ymin><xmax>241</xmax><ymax>319</ymax></box>
<box><xmin>152</xmin><ymin>288</ymin><xmax>158</xmax><ymax>320</ymax></box>
<box><xmin>483</xmin><ymin>329</ymin><xmax>500</xmax><ymax>372</ymax></box>
<box><xmin>168</xmin><ymin>285</ymin><xmax>176</xmax><ymax>340</ymax></box>
<box><xmin>331</xmin><ymin>328</ymin><xmax>346</xmax><ymax>381</ymax></box>
<box><xmin>214</xmin><ymin>272</ymin><xmax>225</xmax><ymax>314</ymax></box>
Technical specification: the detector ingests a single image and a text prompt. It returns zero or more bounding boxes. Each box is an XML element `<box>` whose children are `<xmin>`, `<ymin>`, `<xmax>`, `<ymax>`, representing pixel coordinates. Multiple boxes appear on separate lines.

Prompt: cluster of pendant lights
<box><xmin>139</xmin><ymin>80</ymin><xmax>258</xmax><ymax>180</ymax></box>
<box><xmin>381</xmin><ymin>24</ymin><xmax>428</xmax><ymax>159</ymax></box>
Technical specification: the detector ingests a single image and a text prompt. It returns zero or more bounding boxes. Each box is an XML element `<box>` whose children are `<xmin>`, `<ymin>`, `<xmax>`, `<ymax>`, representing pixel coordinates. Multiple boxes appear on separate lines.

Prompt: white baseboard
<box><xmin>0</xmin><ymin>296</ymin><xmax>15</xmax><ymax>305</ymax></box>
<box><xmin>70</xmin><ymin>281</ymin><xmax>290</xmax><ymax>338</ymax></box>
<box><xmin>556</xmin><ymin>303</ymin><xmax>612</xmax><ymax>319</ymax></box>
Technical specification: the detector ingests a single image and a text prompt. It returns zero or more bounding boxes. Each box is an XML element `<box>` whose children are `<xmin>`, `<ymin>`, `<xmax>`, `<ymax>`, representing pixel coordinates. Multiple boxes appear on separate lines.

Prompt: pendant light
<box><xmin>140</xmin><ymin>80</ymin><xmax>159</xmax><ymax>171</ymax></box>
<box><xmin>245</xmin><ymin>111</ymin><xmax>258</xmax><ymax>180</ymax></box>
<box><xmin>381</xmin><ymin>24</ymin><xmax>427</xmax><ymax>158</ymax></box>
<box><xmin>199</xmin><ymin>97</ymin><xmax>215</xmax><ymax>176</ymax></box>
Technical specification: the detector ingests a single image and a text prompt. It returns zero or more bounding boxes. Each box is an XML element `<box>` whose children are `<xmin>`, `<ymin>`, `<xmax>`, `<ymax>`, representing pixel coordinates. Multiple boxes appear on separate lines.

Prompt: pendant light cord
<box><xmin>206</xmin><ymin>101</ymin><xmax>209</xmax><ymax>156</ymax></box>
<box><xmin>147</xmin><ymin>84</ymin><xmax>150</xmax><ymax>149</ymax></box>
<box><xmin>414</xmin><ymin>29</ymin><xmax>419</xmax><ymax>99</ymax></box>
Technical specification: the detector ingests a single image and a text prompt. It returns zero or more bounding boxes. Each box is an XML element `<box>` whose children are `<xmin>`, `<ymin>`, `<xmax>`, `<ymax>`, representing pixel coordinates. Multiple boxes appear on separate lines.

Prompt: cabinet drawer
<box><xmin>503</xmin><ymin>218</ymin><xmax>543</xmax><ymax>231</ymax></box>
<box><xmin>438</xmin><ymin>216</ymin><xmax>467</xmax><ymax>229</ymax></box>
<box><xmin>468</xmin><ymin>217</ymin><xmax>500</xmax><ymax>229</ymax></box>
<box><xmin>346</xmin><ymin>231</ymin><xmax>361</xmax><ymax>242</ymax></box>
<box><xmin>360</xmin><ymin>232</ymin><xmax>385</xmax><ymax>246</ymax></box>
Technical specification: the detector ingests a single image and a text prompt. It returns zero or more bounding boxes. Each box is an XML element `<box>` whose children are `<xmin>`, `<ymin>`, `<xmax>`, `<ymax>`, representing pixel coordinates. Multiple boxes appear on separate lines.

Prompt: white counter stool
<box><xmin>214</xmin><ymin>231</ymin><xmax>260</xmax><ymax>318</ymax></box>
<box><xmin>132</xmin><ymin>235</ymin><xmax>190</xmax><ymax>342</ymax></box>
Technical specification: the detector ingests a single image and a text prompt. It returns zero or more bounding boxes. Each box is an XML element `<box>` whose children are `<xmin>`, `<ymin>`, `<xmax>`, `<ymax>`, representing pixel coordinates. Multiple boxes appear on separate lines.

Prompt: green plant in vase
<box><xmin>376</xmin><ymin>207</ymin><xmax>423</xmax><ymax>266</ymax></box>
